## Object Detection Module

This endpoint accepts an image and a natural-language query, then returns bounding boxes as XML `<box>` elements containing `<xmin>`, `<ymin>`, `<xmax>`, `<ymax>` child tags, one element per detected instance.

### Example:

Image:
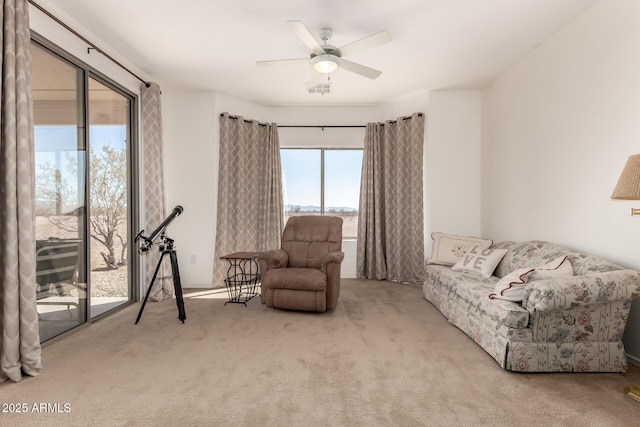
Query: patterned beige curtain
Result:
<box><xmin>0</xmin><ymin>0</ymin><xmax>43</xmax><ymax>383</ymax></box>
<box><xmin>213</xmin><ymin>113</ymin><xmax>283</xmax><ymax>286</ymax></box>
<box><xmin>140</xmin><ymin>83</ymin><xmax>171</xmax><ymax>301</ymax></box>
<box><xmin>357</xmin><ymin>112</ymin><xmax>425</xmax><ymax>285</ymax></box>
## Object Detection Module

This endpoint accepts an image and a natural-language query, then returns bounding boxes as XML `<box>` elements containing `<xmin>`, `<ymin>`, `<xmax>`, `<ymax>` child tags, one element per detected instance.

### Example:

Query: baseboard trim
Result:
<box><xmin>627</xmin><ymin>353</ymin><xmax>640</xmax><ymax>369</ymax></box>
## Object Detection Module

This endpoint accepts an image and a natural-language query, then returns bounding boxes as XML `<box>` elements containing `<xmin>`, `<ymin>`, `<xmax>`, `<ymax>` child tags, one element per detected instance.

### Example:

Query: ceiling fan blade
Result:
<box><xmin>305</xmin><ymin>71</ymin><xmax>323</xmax><ymax>90</ymax></box>
<box><xmin>339</xmin><ymin>59</ymin><xmax>382</xmax><ymax>79</ymax></box>
<box><xmin>256</xmin><ymin>58</ymin><xmax>310</xmax><ymax>66</ymax></box>
<box><xmin>332</xmin><ymin>31</ymin><xmax>391</xmax><ymax>57</ymax></box>
<box><xmin>287</xmin><ymin>20</ymin><xmax>325</xmax><ymax>56</ymax></box>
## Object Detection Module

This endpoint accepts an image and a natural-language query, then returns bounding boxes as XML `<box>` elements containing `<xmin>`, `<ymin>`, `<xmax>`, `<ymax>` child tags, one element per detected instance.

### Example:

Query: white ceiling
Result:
<box><xmin>43</xmin><ymin>0</ymin><xmax>598</xmax><ymax>106</ymax></box>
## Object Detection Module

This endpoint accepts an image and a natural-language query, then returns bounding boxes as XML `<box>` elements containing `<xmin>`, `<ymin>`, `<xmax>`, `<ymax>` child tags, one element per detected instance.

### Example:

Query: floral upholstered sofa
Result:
<box><xmin>423</xmin><ymin>236</ymin><xmax>640</xmax><ymax>372</ymax></box>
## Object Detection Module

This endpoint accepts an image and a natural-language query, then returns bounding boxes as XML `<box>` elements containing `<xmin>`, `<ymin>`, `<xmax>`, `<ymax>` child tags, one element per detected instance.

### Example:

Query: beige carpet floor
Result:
<box><xmin>2</xmin><ymin>278</ymin><xmax>640</xmax><ymax>426</ymax></box>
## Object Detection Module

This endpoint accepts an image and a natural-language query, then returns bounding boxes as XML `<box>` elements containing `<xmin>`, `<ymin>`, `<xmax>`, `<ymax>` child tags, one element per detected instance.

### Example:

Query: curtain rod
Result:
<box><xmin>29</xmin><ymin>0</ymin><xmax>150</xmax><ymax>87</ymax></box>
<box><xmin>221</xmin><ymin>114</ymin><xmax>362</xmax><ymax>128</ymax></box>
<box><xmin>221</xmin><ymin>113</ymin><xmax>422</xmax><ymax>128</ymax></box>
<box><xmin>279</xmin><ymin>125</ymin><xmax>365</xmax><ymax>129</ymax></box>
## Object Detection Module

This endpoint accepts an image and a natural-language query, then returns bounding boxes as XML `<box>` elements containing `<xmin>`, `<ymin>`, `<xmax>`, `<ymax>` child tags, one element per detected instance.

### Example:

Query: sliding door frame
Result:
<box><xmin>32</xmin><ymin>32</ymin><xmax>140</xmax><ymax>335</ymax></box>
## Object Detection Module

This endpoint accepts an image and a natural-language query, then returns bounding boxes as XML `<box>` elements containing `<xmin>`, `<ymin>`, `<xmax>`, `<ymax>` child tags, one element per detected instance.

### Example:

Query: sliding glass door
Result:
<box><xmin>32</xmin><ymin>42</ymin><xmax>88</xmax><ymax>341</ymax></box>
<box><xmin>88</xmin><ymin>77</ymin><xmax>132</xmax><ymax>318</ymax></box>
<box><xmin>31</xmin><ymin>39</ymin><xmax>136</xmax><ymax>342</ymax></box>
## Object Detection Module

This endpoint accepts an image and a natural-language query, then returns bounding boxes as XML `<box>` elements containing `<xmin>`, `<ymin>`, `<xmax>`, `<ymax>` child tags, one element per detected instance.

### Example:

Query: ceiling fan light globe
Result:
<box><xmin>312</xmin><ymin>54</ymin><xmax>339</xmax><ymax>74</ymax></box>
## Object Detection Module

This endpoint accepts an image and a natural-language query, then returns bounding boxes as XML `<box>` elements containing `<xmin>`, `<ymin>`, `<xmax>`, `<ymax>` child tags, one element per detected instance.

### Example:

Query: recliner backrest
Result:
<box><xmin>281</xmin><ymin>216</ymin><xmax>342</xmax><ymax>269</ymax></box>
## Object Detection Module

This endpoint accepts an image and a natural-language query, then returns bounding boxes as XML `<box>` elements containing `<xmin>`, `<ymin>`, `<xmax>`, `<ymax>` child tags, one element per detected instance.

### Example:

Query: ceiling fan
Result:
<box><xmin>257</xmin><ymin>20</ymin><xmax>391</xmax><ymax>90</ymax></box>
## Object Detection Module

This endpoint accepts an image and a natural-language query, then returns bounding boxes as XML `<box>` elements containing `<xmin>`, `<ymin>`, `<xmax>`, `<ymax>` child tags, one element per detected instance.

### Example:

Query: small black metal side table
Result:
<box><xmin>220</xmin><ymin>252</ymin><xmax>260</xmax><ymax>306</ymax></box>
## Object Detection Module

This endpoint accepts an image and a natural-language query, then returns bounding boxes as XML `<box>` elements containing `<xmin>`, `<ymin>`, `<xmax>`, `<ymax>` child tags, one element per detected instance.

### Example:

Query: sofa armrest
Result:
<box><xmin>522</xmin><ymin>269</ymin><xmax>640</xmax><ymax>312</ymax></box>
<box><xmin>321</xmin><ymin>251</ymin><xmax>344</xmax><ymax>273</ymax></box>
<box><xmin>257</xmin><ymin>249</ymin><xmax>288</xmax><ymax>273</ymax></box>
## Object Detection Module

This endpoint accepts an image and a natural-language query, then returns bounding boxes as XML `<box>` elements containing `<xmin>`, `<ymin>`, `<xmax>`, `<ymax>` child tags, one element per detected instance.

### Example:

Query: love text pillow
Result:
<box><xmin>452</xmin><ymin>245</ymin><xmax>508</xmax><ymax>278</ymax></box>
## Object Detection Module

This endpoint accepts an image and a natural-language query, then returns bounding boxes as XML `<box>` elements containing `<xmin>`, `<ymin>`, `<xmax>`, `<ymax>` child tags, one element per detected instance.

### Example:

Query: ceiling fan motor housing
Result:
<box><xmin>310</xmin><ymin>45</ymin><xmax>339</xmax><ymax>58</ymax></box>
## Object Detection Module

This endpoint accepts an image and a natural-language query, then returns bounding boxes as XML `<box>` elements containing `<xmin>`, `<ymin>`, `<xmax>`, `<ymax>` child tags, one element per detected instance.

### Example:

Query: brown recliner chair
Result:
<box><xmin>257</xmin><ymin>216</ymin><xmax>344</xmax><ymax>312</ymax></box>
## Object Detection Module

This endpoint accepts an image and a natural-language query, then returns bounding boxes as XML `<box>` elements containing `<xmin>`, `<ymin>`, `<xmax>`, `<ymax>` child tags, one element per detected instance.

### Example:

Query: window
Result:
<box><xmin>281</xmin><ymin>149</ymin><xmax>363</xmax><ymax>239</ymax></box>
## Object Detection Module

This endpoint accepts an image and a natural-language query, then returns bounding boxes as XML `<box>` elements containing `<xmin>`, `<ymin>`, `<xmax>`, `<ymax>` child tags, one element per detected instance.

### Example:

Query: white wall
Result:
<box><xmin>426</xmin><ymin>92</ymin><xmax>483</xmax><ymax>246</ymax></box>
<box><xmin>160</xmin><ymin>89</ymin><xmax>219</xmax><ymax>288</ymax></box>
<box><xmin>482</xmin><ymin>0</ymin><xmax>640</xmax><ymax>362</ymax></box>
<box><xmin>379</xmin><ymin>90</ymin><xmax>429</xmax><ymax>120</ymax></box>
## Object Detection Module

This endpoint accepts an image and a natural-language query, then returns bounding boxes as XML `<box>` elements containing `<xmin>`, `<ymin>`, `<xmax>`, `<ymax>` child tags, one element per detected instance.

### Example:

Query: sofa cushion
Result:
<box><xmin>427</xmin><ymin>267</ymin><xmax>529</xmax><ymax>328</ymax></box>
<box><xmin>452</xmin><ymin>245</ymin><xmax>507</xmax><ymax>278</ymax></box>
<box><xmin>453</xmin><ymin>282</ymin><xmax>530</xmax><ymax>329</ymax></box>
<box><xmin>426</xmin><ymin>232</ymin><xmax>493</xmax><ymax>266</ymax></box>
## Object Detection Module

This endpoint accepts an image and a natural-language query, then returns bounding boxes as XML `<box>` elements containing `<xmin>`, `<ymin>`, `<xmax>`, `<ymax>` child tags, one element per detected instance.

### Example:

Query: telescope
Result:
<box><xmin>137</xmin><ymin>205</ymin><xmax>183</xmax><ymax>251</ymax></box>
<box><xmin>135</xmin><ymin>205</ymin><xmax>186</xmax><ymax>324</ymax></box>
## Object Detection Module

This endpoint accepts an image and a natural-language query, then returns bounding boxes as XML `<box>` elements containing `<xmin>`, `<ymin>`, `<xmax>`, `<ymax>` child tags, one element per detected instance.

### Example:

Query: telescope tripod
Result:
<box><xmin>135</xmin><ymin>235</ymin><xmax>186</xmax><ymax>324</ymax></box>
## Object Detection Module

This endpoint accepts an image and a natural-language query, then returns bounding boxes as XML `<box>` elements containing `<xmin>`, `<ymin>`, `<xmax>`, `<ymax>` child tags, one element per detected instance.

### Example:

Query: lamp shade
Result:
<box><xmin>612</xmin><ymin>154</ymin><xmax>640</xmax><ymax>200</ymax></box>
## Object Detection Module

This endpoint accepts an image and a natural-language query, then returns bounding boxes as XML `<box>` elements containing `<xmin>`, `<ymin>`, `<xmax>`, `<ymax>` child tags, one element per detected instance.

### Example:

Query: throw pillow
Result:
<box><xmin>530</xmin><ymin>256</ymin><xmax>573</xmax><ymax>280</ymax></box>
<box><xmin>426</xmin><ymin>232</ymin><xmax>493</xmax><ymax>266</ymax></box>
<box><xmin>489</xmin><ymin>268</ymin><xmax>536</xmax><ymax>302</ymax></box>
<box><xmin>452</xmin><ymin>245</ymin><xmax>508</xmax><ymax>278</ymax></box>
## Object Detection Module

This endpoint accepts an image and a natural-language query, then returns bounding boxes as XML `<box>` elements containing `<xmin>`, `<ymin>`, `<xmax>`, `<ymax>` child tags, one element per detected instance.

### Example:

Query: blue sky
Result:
<box><xmin>281</xmin><ymin>149</ymin><xmax>363</xmax><ymax>209</ymax></box>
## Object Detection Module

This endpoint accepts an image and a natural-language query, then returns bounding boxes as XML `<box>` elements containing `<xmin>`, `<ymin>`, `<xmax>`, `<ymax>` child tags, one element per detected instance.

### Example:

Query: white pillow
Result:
<box><xmin>426</xmin><ymin>232</ymin><xmax>493</xmax><ymax>266</ymax></box>
<box><xmin>530</xmin><ymin>256</ymin><xmax>573</xmax><ymax>280</ymax></box>
<box><xmin>489</xmin><ymin>268</ymin><xmax>536</xmax><ymax>302</ymax></box>
<box><xmin>452</xmin><ymin>245</ymin><xmax>508</xmax><ymax>278</ymax></box>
